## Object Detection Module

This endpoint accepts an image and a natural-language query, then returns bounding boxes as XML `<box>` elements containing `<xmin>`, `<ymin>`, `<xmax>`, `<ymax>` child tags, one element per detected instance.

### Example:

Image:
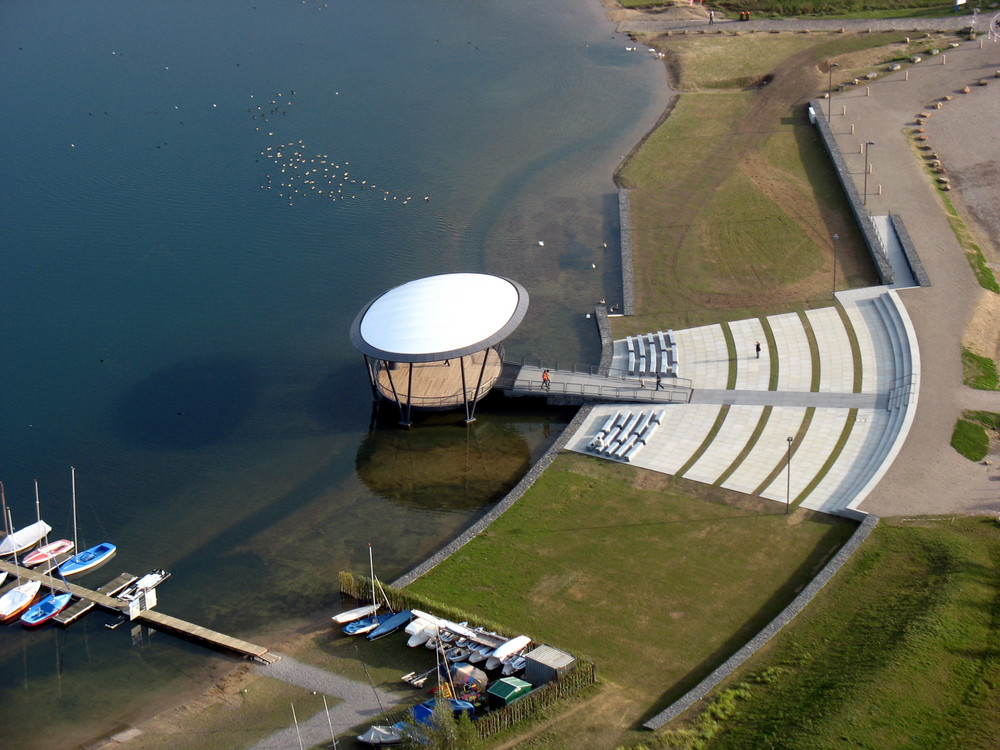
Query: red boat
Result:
<box><xmin>22</xmin><ymin>539</ymin><xmax>75</xmax><ymax>567</ymax></box>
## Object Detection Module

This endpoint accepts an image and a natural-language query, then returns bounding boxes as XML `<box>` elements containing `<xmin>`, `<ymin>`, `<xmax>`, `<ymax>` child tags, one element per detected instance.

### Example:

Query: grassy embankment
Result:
<box><xmin>640</xmin><ymin>517</ymin><xmax>1000</xmax><ymax>750</ymax></box>
<box><xmin>612</xmin><ymin>30</ymin><xmax>902</xmax><ymax>336</ymax></box>
<box><xmin>406</xmin><ymin>455</ymin><xmax>856</xmax><ymax>749</ymax></box>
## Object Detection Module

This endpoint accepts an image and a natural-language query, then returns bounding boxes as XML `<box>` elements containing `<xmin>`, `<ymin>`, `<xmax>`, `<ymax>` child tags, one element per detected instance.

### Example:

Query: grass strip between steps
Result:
<box><xmin>751</xmin><ymin>407</ymin><xmax>814</xmax><ymax>499</ymax></box>
<box><xmin>722</xmin><ymin>321</ymin><xmax>738</xmax><ymax>390</ymax></box>
<box><xmin>713</xmin><ymin>405</ymin><xmax>773</xmax><ymax>488</ymax></box>
<box><xmin>794</xmin><ymin>407</ymin><xmax>859</xmax><ymax>505</ymax></box>
<box><xmin>798</xmin><ymin>310</ymin><xmax>822</xmax><ymax>392</ymax></box>
<box><xmin>834</xmin><ymin>300</ymin><xmax>864</xmax><ymax>393</ymax></box>
<box><xmin>760</xmin><ymin>316</ymin><xmax>779</xmax><ymax>391</ymax></box>
<box><xmin>675</xmin><ymin>404</ymin><xmax>730</xmax><ymax>479</ymax></box>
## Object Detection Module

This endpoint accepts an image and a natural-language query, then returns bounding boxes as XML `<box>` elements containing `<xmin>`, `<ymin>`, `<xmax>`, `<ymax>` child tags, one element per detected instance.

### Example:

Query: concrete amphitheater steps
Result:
<box><xmin>572</xmin><ymin>290</ymin><xmax>918</xmax><ymax>517</ymax></box>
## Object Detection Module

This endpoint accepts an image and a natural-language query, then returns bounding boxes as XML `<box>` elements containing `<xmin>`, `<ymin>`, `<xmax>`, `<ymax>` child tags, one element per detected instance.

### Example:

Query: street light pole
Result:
<box><xmin>863</xmin><ymin>140</ymin><xmax>875</xmax><ymax>205</ymax></box>
<box><xmin>786</xmin><ymin>436</ymin><xmax>793</xmax><ymax>515</ymax></box>
<box><xmin>832</xmin><ymin>232</ymin><xmax>839</xmax><ymax>298</ymax></box>
<box><xmin>828</xmin><ymin>62</ymin><xmax>839</xmax><ymax>122</ymax></box>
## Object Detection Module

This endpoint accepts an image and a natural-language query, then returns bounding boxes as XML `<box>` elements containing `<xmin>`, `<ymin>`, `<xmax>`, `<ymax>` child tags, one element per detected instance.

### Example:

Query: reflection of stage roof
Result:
<box><xmin>350</xmin><ymin>273</ymin><xmax>529</xmax><ymax>363</ymax></box>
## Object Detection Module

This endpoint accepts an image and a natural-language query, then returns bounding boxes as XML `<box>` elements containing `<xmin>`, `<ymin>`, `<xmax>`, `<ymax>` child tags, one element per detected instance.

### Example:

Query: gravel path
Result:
<box><xmin>245</xmin><ymin>654</ymin><xmax>403</xmax><ymax>750</ymax></box>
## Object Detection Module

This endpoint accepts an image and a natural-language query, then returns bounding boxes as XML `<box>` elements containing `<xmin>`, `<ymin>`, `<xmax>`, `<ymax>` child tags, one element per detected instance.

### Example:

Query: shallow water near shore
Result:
<box><xmin>0</xmin><ymin>0</ymin><xmax>667</xmax><ymax>745</ymax></box>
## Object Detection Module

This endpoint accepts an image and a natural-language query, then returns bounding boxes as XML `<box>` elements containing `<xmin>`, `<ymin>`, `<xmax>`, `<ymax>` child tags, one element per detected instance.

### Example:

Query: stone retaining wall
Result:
<box><xmin>890</xmin><ymin>213</ymin><xmax>931</xmax><ymax>286</ymax></box>
<box><xmin>810</xmin><ymin>99</ymin><xmax>894</xmax><ymax>285</ymax></box>
<box><xmin>619</xmin><ymin>188</ymin><xmax>636</xmax><ymax>315</ymax></box>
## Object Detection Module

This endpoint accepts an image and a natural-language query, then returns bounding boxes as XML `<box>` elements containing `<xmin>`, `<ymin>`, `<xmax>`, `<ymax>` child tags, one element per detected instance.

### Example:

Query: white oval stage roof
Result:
<box><xmin>350</xmin><ymin>273</ymin><xmax>529</xmax><ymax>362</ymax></box>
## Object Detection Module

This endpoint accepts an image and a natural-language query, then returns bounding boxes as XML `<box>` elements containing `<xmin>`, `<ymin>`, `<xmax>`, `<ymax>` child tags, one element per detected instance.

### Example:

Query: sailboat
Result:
<box><xmin>57</xmin><ymin>468</ymin><xmax>116</xmax><ymax>578</ymax></box>
<box><xmin>20</xmin><ymin>591</ymin><xmax>73</xmax><ymax>627</ymax></box>
<box><xmin>0</xmin><ymin>482</ymin><xmax>52</xmax><ymax>557</ymax></box>
<box><xmin>0</xmin><ymin>511</ymin><xmax>43</xmax><ymax>623</ymax></box>
<box><xmin>21</xmin><ymin>480</ymin><xmax>73</xmax><ymax>566</ymax></box>
<box><xmin>342</xmin><ymin>545</ymin><xmax>394</xmax><ymax>636</ymax></box>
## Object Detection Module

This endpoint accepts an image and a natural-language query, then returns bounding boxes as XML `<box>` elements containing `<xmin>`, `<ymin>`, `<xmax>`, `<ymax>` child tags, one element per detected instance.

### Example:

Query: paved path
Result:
<box><xmin>244</xmin><ymin>654</ymin><xmax>403</xmax><ymax>750</ymax></box>
<box><xmin>617</xmin><ymin>11</ymin><xmax>980</xmax><ymax>36</ymax></box>
<box><xmin>825</xmin><ymin>39</ymin><xmax>1000</xmax><ymax>515</ymax></box>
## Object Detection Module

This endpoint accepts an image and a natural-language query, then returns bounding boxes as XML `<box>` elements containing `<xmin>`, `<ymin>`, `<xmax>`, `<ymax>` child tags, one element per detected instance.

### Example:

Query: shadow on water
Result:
<box><xmin>115</xmin><ymin>356</ymin><xmax>257</xmax><ymax>449</ymax></box>
<box><xmin>355</xmin><ymin>416</ymin><xmax>532</xmax><ymax>513</ymax></box>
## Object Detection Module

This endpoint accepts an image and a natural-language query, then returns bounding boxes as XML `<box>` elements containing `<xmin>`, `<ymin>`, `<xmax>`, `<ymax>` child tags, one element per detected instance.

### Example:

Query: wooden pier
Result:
<box><xmin>0</xmin><ymin>559</ymin><xmax>278</xmax><ymax>664</ymax></box>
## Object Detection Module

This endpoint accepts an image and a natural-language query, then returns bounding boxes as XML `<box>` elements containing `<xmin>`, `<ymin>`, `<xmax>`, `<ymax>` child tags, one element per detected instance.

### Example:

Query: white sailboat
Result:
<box><xmin>0</xmin><ymin>482</ymin><xmax>52</xmax><ymax>557</ymax></box>
<box><xmin>0</xmin><ymin>510</ymin><xmax>42</xmax><ymax>623</ymax></box>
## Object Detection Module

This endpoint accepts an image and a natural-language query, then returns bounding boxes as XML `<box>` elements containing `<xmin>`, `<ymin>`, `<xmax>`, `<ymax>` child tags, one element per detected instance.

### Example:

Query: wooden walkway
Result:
<box><xmin>0</xmin><ymin>559</ymin><xmax>278</xmax><ymax>664</ymax></box>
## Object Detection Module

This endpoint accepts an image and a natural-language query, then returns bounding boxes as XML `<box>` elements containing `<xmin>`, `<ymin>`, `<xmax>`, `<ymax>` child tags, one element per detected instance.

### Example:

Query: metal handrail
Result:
<box><xmin>510</xmin><ymin>357</ymin><xmax>694</xmax><ymax>391</ymax></box>
<box><xmin>525</xmin><ymin>378</ymin><xmax>690</xmax><ymax>404</ymax></box>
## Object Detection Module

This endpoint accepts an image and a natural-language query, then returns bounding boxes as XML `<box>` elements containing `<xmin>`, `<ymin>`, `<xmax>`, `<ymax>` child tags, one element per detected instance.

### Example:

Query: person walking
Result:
<box><xmin>709</xmin><ymin>9</ymin><xmax>715</xmax><ymax>24</ymax></box>
<box><xmin>655</xmin><ymin>373</ymin><xmax>664</xmax><ymax>390</ymax></box>
<box><xmin>755</xmin><ymin>341</ymin><xmax>761</xmax><ymax>359</ymax></box>
<box><xmin>542</xmin><ymin>369</ymin><xmax>551</xmax><ymax>389</ymax></box>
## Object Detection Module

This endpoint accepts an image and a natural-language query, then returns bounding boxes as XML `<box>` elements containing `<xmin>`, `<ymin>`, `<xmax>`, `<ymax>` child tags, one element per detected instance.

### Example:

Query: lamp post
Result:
<box><xmin>786</xmin><ymin>436</ymin><xmax>793</xmax><ymax>515</ymax></box>
<box><xmin>863</xmin><ymin>140</ymin><xmax>875</xmax><ymax>205</ymax></box>
<box><xmin>832</xmin><ymin>232</ymin><xmax>839</xmax><ymax>298</ymax></box>
<box><xmin>828</xmin><ymin>61</ymin><xmax>839</xmax><ymax>121</ymax></box>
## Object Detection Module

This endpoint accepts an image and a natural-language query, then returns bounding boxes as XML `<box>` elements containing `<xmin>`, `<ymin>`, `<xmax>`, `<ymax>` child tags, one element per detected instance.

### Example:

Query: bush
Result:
<box><xmin>951</xmin><ymin>419</ymin><xmax>990</xmax><ymax>462</ymax></box>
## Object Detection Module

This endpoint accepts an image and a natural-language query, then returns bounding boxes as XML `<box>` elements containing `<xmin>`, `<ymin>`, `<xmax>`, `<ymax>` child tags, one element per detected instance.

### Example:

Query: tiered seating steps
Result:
<box><xmin>626</xmin><ymin>330</ymin><xmax>678</xmax><ymax>378</ymax></box>
<box><xmin>585</xmin><ymin>408</ymin><xmax>666</xmax><ymax>463</ymax></box>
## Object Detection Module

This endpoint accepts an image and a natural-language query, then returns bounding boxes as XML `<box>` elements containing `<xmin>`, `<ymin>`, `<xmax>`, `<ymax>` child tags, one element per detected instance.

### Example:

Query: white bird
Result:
<box><xmin>591</xmin><ymin>263</ymin><xmax>597</xmax><ymax>269</ymax></box>
<box><xmin>538</xmin><ymin>241</ymin><xmax>545</xmax><ymax>247</ymax></box>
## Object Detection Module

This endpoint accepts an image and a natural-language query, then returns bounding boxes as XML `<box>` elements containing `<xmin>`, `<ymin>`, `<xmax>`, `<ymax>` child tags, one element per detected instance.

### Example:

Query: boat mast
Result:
<box><xmin>368</xmin><ymin>543</ymin><xmax>376</xmax><ymax>609</ymax></box>
<box><xmin>35</xmin><ymin>479</ymin><xmax>48</xmax><ymax>545</ymax></box>
<box><xmin>0</xmin><ymin>481</ymin><xmax>9</xmax><ymax>538</ymax></box>
<box><xmin>71</xmin><ymin>467</ymin><xmax>78</xmax><ymax>552</ymax></box>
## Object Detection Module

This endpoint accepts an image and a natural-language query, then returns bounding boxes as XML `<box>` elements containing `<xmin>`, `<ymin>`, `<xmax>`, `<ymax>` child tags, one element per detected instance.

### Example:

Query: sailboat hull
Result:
<box><xmin>58</xmin><ymin>542</ymin><xmax>117</xmax><ymax>577</ymax></box>
<box><xmin>21</xmin><ymin>592</ymin><xmax>73</xmax><ymax>627</ymax></box>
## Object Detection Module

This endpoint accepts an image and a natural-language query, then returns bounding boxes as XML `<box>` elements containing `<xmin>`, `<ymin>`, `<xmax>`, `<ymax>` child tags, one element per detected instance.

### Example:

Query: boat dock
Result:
<box><xmin>0</xmin><ymin>559</ymin><xmax>278</xmax><ymax>664</ymax></box>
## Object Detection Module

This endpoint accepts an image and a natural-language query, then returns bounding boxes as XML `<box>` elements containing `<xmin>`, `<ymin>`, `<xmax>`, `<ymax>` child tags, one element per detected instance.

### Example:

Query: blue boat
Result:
<box><xmin>344</xmin><ymin>612</ymin><xmax>393</xmax><ymax>636</ymax></box>
<box><xmin>58</xmin><ymin>542</ymin><xmax>116</xmax><ymax>577</ymax></box>
<box><xmin>367</xmin><ymin>609</ymin><xmax>413</xmax><ymax>641</ymax></box>
<box><xmin>410</xmin><ymin>698</ymin><xmax>475</xmax><ymax>727</ymax></box>
<box><xmin>20</xmin><ymin>592</ymin><xmax>73</xmax><ymax>627</ymax></box>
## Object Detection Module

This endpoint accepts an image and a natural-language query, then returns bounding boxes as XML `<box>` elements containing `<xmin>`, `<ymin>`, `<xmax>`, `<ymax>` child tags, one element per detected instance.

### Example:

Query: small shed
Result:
<box><xmin>524</xmin><ymin>645</ymin><xmax>576</xmax><ymax>687</ymax></box>
<box><xmin>486</xmin><ymin>677</ymin><xmax>532</xmax><ymax>709</ymax></box>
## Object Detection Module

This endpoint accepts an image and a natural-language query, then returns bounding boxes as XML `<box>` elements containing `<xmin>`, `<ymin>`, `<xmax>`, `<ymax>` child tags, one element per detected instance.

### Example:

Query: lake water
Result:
<box><xmin>0</xmin><ymin>0</ymin><xmax>667</xmax><ymax>746</ymax></box>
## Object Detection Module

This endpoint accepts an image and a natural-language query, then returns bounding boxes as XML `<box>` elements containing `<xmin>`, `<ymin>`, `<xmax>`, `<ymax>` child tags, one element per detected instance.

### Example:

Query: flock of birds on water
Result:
<box><xmin>250</xmin><ymin>89</ymin><xmax>420</xmax><ymax>208</ymax></box>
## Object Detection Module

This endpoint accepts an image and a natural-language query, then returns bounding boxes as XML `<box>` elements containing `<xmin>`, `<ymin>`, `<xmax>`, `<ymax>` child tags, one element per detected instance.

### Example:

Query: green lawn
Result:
<box><xmin>646</xmin><ymin>518</ymin><xmax>1000</xmax><ymax>749</ymax></box>
<box><xmin>962</xmin><ymin>347</ymin><xmax>1000</xmax><ymax>390</ymax></box>
<box><xmin>405</xmin><ymin>454</ymin><xmax>856</xmax><ymax>746</ymax></box>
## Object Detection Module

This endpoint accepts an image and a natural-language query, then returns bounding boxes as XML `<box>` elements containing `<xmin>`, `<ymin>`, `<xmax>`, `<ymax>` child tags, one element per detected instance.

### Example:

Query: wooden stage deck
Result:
<box><xmin>376</xmin><ymin>348</ymin><xmax>502</xmax><ymax>408</ymax></box>
<box><xmin>0</xmin><ymin>559</ymin><xmax>277</xmax><ymax>664</ymax></box>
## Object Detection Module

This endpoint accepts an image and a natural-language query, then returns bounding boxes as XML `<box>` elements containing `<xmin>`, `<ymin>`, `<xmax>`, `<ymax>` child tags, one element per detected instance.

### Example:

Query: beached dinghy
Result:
<box><xmin>367</xmin><ymin>609</ymin><xmax>413</xmax><ymax>641</ymax></box>
<box><xmin>357</xmin><ymin>722</ymin><xmax>407</xmax><ymax>747</ymax></box>
<box><xmin>332</xmin><ymin>602</ymin><xmax>381</xmax><ymax>624</ymax></box>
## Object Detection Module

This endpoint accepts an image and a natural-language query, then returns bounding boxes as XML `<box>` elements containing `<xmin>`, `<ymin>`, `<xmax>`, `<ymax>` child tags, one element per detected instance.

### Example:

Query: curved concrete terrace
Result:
<box><xmin>567</xmin><ymin>287</ymin><xmax>920</xmax><ymax>517</ymax></box>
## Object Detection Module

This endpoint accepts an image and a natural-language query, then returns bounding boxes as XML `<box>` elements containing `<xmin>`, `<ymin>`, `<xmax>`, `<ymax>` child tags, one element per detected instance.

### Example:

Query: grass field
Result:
<box><xmin>962</xmin><ymin>347</ymin><xmax>1000</xmax><ymax>390</ymax></box>
<box><xmin>612</xmin><ymin>31</ymin><xmax>902</xmax><ymax>335</ymax></box>
<box><xmin>405</xmin><ymin>454</ymin><xmax>856</xmax><ymax>748</ymax></box>
<box><xmin>619</xmin><ymin>0</ymin><xmax>964</xmax><ymax>17</ymax></box>
<box><xmin>649</xmin><ymin>517</ymin><xmax>1000</xmax><ymax>750</ymax></box>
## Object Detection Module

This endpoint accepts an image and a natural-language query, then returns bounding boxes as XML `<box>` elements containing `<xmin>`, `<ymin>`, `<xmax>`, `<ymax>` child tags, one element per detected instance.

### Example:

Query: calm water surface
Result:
<box><xmin>0</xmin><ymin>0</ymin><xmax>667</xmax><ymax>746</ymax></box>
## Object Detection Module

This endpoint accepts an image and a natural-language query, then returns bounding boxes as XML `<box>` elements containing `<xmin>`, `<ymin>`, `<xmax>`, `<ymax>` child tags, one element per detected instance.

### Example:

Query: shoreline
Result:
<box><xmin>74</xmin><ymin>3</ymin><xmax>667</xmax><ymax>747</ymax></box>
